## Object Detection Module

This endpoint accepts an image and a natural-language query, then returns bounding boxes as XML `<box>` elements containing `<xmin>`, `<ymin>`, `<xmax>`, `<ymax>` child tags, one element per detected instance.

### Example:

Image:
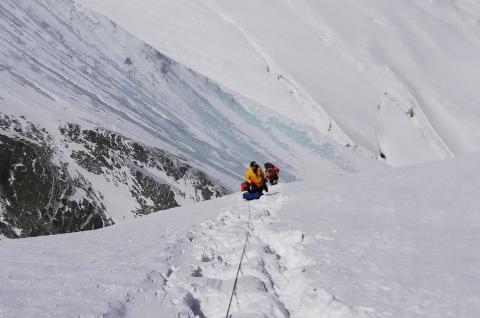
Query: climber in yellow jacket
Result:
<box><xmin>245</xmin><ymin>161</ymin><xmax>264</xmax><ymax>186</ymax></box>
<box><xmin>243</xmin><ymin>161</ymin><xmax>268</xmax><ymax>198</ymax></box>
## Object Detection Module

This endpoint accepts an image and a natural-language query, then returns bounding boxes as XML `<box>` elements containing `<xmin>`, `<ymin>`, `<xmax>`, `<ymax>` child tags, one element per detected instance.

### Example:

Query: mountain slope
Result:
<box><xmin>0</xmin><ymin>0</ymin><xmax>365</xmax><ymax>236</ymax></box>
<box><xmin>0</xmin><ymin>114</ymin><xmax>224</xmax><ymax>238</ymax></box>
<box><xmin>1</xmin><ymin>152</ymin><xmax>479</xmax><ymax>317</ymax></box>
<box><xmin>81</xmin><ymin>0</ymin><xmax>480</xmax><ymax>166</ymax></box>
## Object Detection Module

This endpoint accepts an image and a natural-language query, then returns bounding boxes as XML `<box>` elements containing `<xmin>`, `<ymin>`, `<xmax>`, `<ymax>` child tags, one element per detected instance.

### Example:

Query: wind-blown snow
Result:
<box><xmin>80</xmin><ymin>0</ymin><xmax>480</xmax><ymax>166</ymax></box>
<box><xmin>1</xmin><ymin>152</ymin><xmax>479</xmax><ymax>317</ymax></box>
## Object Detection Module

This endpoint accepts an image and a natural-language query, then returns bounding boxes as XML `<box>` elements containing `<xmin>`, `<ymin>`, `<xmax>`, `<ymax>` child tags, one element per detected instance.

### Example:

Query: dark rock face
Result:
<box><xmin>0</xmin><ymin>115</ymin><xmax>225</xmax><ymax>239</ymax></box>
<box><xmin>0</xmin><ymin>115</ymin><xmax>110</xmax><ymax>238</ymax></box>
<box><xmin>59</xmin><ymin>123</ymin><xmax>225</xmax><ymax>214</ymax></box>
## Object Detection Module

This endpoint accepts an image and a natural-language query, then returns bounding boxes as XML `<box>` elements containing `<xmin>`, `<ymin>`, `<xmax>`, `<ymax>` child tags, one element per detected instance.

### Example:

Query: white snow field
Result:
<box><xmin>80</xmin><ymin>0</ymin><xmax>480</xmax><ymax>166</ymax></box>
<box><xmin>1</xmin><ymin>153</ymin><xmax>479</xmax><ymax>318</ymax></box>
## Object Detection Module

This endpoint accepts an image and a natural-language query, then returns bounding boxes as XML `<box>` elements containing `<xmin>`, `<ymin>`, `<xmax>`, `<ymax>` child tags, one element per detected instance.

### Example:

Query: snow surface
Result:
<box><xmin>80</xmin><ymin>0</ymin><xmax>480</xmax><ymax>166</ymax></box>
<box><xmin>1</xmin><ymin>153</ymin><xmax>479</xmax><ymax>317</ymax></box>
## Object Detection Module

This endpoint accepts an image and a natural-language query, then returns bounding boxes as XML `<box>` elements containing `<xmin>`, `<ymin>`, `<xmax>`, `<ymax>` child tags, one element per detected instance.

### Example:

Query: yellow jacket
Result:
<box><xmin>244</xmin><ymin>166</ymin><xmax>265</xmax><ymax>186</ymax></box>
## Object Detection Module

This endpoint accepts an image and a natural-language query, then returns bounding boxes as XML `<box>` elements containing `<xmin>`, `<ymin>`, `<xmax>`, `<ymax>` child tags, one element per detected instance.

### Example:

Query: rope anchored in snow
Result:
<box><xmin>225</xmin><ymin>201</ymin><xmax>252</xmax><ymax>318</ymax></box>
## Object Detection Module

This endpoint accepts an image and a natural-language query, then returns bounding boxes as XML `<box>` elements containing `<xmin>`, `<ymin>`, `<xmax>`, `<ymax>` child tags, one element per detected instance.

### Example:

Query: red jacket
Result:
<box><xmin>264</xmin><ymin>163</ymin><xmax>279</xmax><ymax>178</ymax></box>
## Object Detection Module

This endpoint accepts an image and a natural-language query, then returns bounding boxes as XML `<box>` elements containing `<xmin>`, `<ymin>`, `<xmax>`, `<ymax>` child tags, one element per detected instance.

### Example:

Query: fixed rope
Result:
<box><xmin>225</xmin><ymin>201</ymin><xmax>252</xmax><ymax>318</ymax></box>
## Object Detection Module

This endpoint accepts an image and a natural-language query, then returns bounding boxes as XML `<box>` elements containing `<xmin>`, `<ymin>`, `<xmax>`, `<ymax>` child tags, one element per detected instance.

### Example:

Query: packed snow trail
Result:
<box><xmin>101</xmin><ymin>191</ymin><xmax>368</xmax><ymax>318</ymax></box>
<box><xmin>2</xmin><ymin>154</ymin><xmax>479</xmax><ymax>317</ymax></box>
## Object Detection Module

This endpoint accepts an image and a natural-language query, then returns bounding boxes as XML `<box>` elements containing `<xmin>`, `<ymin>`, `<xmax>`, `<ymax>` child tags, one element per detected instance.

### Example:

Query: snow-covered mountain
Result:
<box><xmin>81</xmin><ymin>0</ymin><xmax>480</xmax><ymax>166</ymax></box>
<box><xmin>0</xmin><ymin>0</ymin><xmax>364</xmax><ymax>237</ymax></box>
<box><xmin>1</xmin><ymin>0</ymin><xmax>480</xmax><ymax>317</ymax></box>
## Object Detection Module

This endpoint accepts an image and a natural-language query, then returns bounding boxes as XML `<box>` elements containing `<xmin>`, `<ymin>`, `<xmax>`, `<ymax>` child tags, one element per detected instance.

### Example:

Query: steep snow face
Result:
<box><xmin>0</xmin><ymin>0</ymin><xmax>368</xmax><ymax>229</ymax></box>
<box><xmin>1</xmin><ymin>152</ymin><xmax>479</xmax><ymax>317</ymax></box>
<box><xmin>0</xmin><ymin>0</ymin><xmax>364</xmax><ymax>187</ymax></box>
<box><xmin>81</xmin><ymin>0</ymin><xmax>480</xmax><ymax>166</ymax></box>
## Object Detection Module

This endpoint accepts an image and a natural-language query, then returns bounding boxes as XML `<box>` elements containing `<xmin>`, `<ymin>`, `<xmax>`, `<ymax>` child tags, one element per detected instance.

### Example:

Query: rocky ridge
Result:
<box><xmin>0</xmin><ymin>114</ymin><xmax>225</xmax><ymax>239</ymax></box>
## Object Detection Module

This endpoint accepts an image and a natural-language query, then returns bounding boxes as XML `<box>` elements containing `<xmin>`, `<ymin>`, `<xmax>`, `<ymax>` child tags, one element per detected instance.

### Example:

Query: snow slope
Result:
<box><xmin>1</xmin><ymin>1</ymin><xmax>479</xmax><ymax>316</ymax></box>
<box><xmin>80</xmin><ymin>0</ymin><xmax>480</xmax><ymax>166</ymax></box>
<box><xmin>1</xmin><ymin>152</ymin><xmax>479</xmax><ymax>317</ymax></box>
<box><xmin>0</xmin><ymin>0</ymin><xmax>367</xmax><ymax>226</ymax></box>
<box><xmin>0</xmin><ymin>0</ymin><xmax>365</xmax><ymax>185</ymax></box>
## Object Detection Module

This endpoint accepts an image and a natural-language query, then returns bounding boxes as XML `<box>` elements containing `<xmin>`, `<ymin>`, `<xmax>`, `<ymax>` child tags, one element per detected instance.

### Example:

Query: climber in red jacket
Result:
<box><xmin>264</xmin><ymin>162</ymin><xmax>280</xmax><ymax>185</ymax></box>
